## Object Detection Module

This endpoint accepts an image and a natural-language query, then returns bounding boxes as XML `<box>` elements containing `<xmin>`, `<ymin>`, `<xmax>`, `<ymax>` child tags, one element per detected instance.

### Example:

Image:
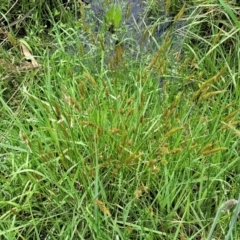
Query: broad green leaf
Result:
<box><xmin>219</xmin><ymin>0</ymin><xmax>240</xmax><ymax>28</ymax></box>
<box><xmin>106</xmin><ymin>5</ymin><xmax>122</xmax><ymax>28</ymax></box>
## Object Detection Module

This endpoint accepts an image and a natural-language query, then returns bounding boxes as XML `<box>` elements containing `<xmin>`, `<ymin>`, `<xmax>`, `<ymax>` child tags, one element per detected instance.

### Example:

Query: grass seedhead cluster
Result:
<box><xmin>1</xmin><ymin>0</ymin><xmax>240</xmax><ymax>239</ymax></box>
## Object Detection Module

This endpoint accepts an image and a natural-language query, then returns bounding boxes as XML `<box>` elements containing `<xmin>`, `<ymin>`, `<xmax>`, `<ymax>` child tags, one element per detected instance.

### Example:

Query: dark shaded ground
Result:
<box><xmin>85</xmin><ymin>0</ymin><xmax>187</xmax><ymax>48</ymax></box>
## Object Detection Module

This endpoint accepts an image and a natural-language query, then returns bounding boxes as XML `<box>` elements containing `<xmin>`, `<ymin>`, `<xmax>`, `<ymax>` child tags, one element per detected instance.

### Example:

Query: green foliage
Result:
<box><xmin>219</xmin><ymin>0</ymin><xmax>240</xmax><ymax>28</ymax></box>
<box><xmin>105</xmin><ymin>5</ymin><xmax>122</xmax><ymax>28</ymax></box>
<box><xmin>1</xmin><ymin>0</ymin><xmax>240</xmax><ymax>239</ymax></box>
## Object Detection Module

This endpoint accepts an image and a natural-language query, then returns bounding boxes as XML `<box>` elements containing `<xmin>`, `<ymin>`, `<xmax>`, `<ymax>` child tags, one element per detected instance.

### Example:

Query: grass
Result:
<box><xmin>0</xmin><ymin>0</ymin><xmax>240</xmax><ymax>239</ymax></box>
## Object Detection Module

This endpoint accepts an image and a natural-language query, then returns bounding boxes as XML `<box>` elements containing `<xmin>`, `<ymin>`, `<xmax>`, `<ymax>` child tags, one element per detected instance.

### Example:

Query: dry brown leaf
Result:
<box><xmin>20</xmin><ymin>41</ymin><xmax>39</xmax><ymax>68</ymax></box>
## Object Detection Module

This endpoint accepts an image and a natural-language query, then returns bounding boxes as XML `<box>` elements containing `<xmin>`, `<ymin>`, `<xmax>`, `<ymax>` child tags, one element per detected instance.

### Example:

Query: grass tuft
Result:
<box><xmin>1</xmin><ymin>0</ymin><xmax>240</xmax><ymax>239</ymax></box>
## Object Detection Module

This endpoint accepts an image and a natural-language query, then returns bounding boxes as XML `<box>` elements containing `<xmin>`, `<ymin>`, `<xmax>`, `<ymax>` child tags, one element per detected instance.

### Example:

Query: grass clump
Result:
<box><xmin>1</xmin><ymin>0</ymin><xmax>240</xmax><ymax>239</ymax></box>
